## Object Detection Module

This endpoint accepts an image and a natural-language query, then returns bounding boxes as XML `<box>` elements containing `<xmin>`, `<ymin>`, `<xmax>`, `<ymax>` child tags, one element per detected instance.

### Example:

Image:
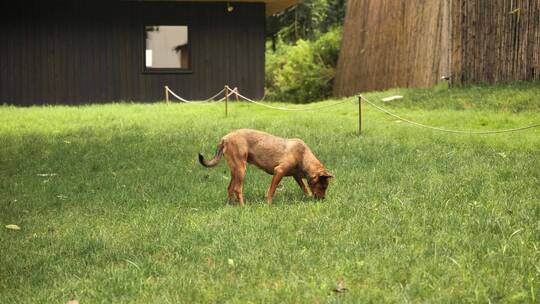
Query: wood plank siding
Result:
<box><xmin>0</xmin><ymin>1</ymin><xmax>266</xmax><ymax>105</ymax></box>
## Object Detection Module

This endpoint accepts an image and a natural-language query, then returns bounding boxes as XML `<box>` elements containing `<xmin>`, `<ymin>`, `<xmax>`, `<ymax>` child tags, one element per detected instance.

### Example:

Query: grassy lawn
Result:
<box><xmin>1</xmin><ymin>83</ymin><xmax>539</xmax><ymax>303</ymax></box>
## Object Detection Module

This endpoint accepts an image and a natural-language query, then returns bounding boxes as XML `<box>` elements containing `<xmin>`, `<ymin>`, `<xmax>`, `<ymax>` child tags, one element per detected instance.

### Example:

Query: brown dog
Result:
<box><xmin>198</xmin><ymin>129</ymin><xmax>333</xmax><ymax>206</ymax></box>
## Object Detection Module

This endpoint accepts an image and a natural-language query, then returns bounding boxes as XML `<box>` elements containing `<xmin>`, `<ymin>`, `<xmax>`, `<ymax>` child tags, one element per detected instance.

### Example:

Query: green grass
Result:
<box><xmin>1</xmin><ymin>83</ymin><xmax>539</xmax><ymax>303</ymax></box>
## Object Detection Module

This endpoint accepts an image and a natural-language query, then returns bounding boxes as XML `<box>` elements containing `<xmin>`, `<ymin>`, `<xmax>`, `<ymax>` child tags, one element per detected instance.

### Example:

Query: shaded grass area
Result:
<box><xmin>0</xmin><ymin>84</ymin><xmax>539</xmax><ymax>303</ymax></box>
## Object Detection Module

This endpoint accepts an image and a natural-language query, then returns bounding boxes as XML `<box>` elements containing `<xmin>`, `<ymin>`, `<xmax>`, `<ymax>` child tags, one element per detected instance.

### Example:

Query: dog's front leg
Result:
<box><xmin>294</xmin><ymin>175</ymin><xmax>311</xmax><ymax>197</ymax></box>
<box><xmin>266</xmin><ymin>168</ymin><xmax>285</xmax><ymax>204</ymax></box>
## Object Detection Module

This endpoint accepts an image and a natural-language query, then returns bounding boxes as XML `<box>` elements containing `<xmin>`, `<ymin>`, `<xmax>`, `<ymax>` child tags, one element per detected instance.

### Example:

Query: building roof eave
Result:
<box><xmin>131</xmin><ymin>0</ymin><xmax>302</xmax><ymax>16</ymax></box>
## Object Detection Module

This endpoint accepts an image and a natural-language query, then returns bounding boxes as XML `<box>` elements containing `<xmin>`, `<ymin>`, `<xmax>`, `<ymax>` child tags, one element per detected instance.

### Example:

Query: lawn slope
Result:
<box><xmin>1</xmin><ymin>83</ymin><xmax>539</xmax><ymax>303</ymax></box>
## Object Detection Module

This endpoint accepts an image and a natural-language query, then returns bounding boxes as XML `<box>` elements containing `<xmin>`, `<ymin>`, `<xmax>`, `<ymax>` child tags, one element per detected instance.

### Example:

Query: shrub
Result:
<box><xmin>265</xmin><ymin>27</ymin><xmax>342</xmax><ymax>103</ymax></box>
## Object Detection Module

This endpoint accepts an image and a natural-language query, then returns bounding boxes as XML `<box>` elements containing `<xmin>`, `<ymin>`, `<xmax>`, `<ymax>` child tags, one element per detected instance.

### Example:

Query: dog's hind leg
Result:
<box><xmin>225</xmin><ymin>155</ymin><xmax>238</xmax><ymax>204</ymax></box>
<box><xmin>225</xmin><ymin>153</ymin><xmax>247</xmax><ymax>206</ymax></box>
<box><xmin>234</xmin><ymin>162</ymin><xmax>246</xmax><ymax>206</ymax></box>
<box><xmin>227</xmin><ymin>179</ymin><xmax>236</xmax><ymax>204</ymax></box>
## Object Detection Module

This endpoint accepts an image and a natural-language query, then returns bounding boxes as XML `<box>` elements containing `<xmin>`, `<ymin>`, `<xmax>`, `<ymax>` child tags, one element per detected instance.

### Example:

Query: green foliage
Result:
<box><xmin>265</xmin><ymin>0</ymin><xmax>346</xmax><ymax>102</ymax></box>
<box><xmin>267</xmin><ymin>0</ymin><xmax>346</xmax><ymax>42</ymax></box>
<box><xmin>1</xmin><ymin>84</ymin><xmax>539</xmax><ymax>302</ymax></box>
<box><xmin>266</xmin><ymin>27</ymin><xmax>342</xmax><ymax>102</ymax></box>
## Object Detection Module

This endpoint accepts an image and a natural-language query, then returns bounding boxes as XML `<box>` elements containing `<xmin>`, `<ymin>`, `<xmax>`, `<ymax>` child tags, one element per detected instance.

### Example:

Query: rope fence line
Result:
<box><xmin>165</xmin><ymin>84</ymin><xmax>351</xmax><ymax>111</ymax></box>
<box><xmin>165</xmin><ymin>86</ymin><xmax>230</xmax><ymax>103</ymax></box>
<box><xmin>232</xmin><ymin>88</ymin><xmax>352</xmax><ymax>111</ymax></box>
<box><xmin>359</xmin><ymin>95</ymin><xmax>540</xmax><ymax>135</ymax></box>
<box><xmin>163</xmin><ymin>85</ymin><xmax>539</xmax><ymax>135</ymax></box>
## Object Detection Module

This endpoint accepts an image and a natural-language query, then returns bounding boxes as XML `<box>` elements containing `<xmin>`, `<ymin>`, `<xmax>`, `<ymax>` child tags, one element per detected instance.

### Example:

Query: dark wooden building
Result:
<box><xmin>0</xmin><ymin>0</ymin><xmax>299</xmax><ymax>105</ymax></box>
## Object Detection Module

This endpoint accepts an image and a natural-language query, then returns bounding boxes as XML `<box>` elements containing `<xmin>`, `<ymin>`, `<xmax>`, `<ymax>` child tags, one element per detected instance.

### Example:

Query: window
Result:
<box><xmin>144</xmin><ymin>25</ymin><xmax>190</xmax><ymax>71</ymax></box>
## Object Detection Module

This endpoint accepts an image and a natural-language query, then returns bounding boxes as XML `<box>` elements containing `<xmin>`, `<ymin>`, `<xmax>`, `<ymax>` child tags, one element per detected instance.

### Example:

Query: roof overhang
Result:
<box><xmin>134</xmin><ymin>0</ymin><xmax>301</xmax><ymax>16</ymax></box>
<box><xmin>263</xmin><ymin>0</ymin><xmax>301</xmax><ymax>16</ymax></box>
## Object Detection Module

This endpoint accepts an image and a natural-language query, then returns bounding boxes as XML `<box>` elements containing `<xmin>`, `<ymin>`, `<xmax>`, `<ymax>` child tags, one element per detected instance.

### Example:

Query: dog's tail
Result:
<box><xmin>198</xmin><ymin>141</ymin><xmax>224</xmax><ymax>168</ymax></box>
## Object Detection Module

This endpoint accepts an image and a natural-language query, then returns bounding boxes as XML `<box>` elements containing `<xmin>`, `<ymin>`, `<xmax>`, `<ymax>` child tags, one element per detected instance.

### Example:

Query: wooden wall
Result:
<box><xmin>334</xmin><ymin>0</ymin><xmax>540</xmax><ymax>96</ymax></box>
<box><xmin>0</xmin><ymin>1</ymin><xmax>265</xmax><ymax>105</ymax></box>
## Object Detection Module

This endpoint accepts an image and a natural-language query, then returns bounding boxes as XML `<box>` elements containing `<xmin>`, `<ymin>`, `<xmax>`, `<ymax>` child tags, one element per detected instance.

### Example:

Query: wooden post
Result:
<box><xmin>234</xmin><ymin>87</ymin><xmax>239</xmax><ymax>101</ymax></box>
<box><xmin>165</xmin><ymin>86</ymin><xmax>170</xmax><ymax>104</ymax></box>
<box><xmin>224</xmin><ymin>85</ymin><xmax>229</xmax><ymax>117</ymax></box>
<box><xmin>358</xmin><ymin>95</ymin><xmax>363</xmax><ymax>135</ymax></box>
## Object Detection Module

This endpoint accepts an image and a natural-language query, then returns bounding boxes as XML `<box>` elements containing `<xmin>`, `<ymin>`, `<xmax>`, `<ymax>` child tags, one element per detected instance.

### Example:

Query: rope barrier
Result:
<box><xmin>259</xmin><ymin>90</ymin><xmax>267</xmax><ymax>101</ymax></box>
<box><xmin>360</xmin><ymin>95</ymin><xmax>540</xmax><ymax>134</ymax></box>
<box><xmin>166</xmin><ymin>84</ymin><xmax>349</xmax><ymax>111</ymax></box>
<box><xmin>202</xmin><ymin>88</ymin><xmax>227</xmax><ymax>102</ymax></box>
<box><xmin>164</xmin><ymin>85</ymin><xmax>538</xmax><ymax>135</ymax></box>
<box><xmin>232</xmin><ymin>88</ymin><xmax>351</xmax><ymax>111</ymax></box>
<box><xmin>166</xmin><ymin>86</ymin><xmax>191</xmax><ymax>102</ymax></box>
<box><xmin>166</xmin><ymin>86</ymin><xmax>227</xmax><ymax>103</ymax></box>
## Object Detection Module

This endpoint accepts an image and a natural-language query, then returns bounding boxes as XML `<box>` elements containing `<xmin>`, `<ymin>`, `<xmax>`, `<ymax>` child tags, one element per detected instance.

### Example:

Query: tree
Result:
<box><xmin>266</xmin><ymin>0</ymin><xmax>346</xmax><ymax>48</ymax></box>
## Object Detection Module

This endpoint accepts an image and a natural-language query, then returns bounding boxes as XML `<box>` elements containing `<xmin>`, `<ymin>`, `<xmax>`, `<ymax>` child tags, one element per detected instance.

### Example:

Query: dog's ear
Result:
<box><xmin>319</xmin><ymin>170</ymin><xmax>334</xmax><ymax>179</ymax></box>
<box><xmin>310</xmin><ymin>171</ymin><xmax>334</xmax><ymax>184</ymax></box>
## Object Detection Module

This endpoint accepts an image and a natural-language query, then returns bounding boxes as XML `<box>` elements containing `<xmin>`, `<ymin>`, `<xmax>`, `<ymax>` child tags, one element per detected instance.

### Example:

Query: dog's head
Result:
<box><xmin>308</xmin><ymin>170</ymin><xmax>333</xmax><ymax>199</ymax></box>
